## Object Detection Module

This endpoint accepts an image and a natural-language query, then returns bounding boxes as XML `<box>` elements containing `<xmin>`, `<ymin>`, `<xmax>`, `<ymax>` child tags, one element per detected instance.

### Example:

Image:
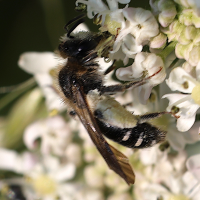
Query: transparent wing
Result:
<box><xmin>72</xmin><ymin>84</ymin><xmax>135</xmax><ymax>184</ymax></box>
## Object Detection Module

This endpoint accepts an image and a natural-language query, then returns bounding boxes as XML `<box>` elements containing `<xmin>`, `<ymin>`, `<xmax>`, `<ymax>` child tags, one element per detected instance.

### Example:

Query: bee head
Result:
<box><xmin>58</xmin><ymin>14</ymin><xmax>114</xmax><ymax>63</ymax></box>
<box><xmin>58</xmin><ymin>33</ymin><xmax>102</xmax><ymax>60</ymax></box>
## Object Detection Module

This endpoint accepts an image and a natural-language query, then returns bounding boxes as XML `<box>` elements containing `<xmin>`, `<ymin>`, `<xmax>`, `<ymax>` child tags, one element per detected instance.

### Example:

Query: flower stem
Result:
<box><xmin>0</xmin><ymin>78</ymin><xmax>36</xmax><ymax>111</ymax></box>
<box><xmin>158</xmin><ymin>41</ymin><xmax>177</xmax><ymax>62</ymax></box>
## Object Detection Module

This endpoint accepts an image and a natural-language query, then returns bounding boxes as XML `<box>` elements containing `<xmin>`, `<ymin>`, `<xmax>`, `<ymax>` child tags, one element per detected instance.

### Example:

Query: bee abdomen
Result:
<box><xmin>95</xmin><ymin>119</ymin><xmax>166</xmax><ymax>148</ymax></box>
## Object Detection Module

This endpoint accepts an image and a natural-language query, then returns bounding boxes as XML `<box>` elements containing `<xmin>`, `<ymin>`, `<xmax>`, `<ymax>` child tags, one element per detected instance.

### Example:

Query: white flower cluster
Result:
<box><xmin>150</xmin><ymin>0</ymin><xmax>200</xmax><ymax>66</ymax></box>
<box><xmin>1</xmin><ymin>0</ymin><xmax>200</xmax><ymax>200</ymax></box>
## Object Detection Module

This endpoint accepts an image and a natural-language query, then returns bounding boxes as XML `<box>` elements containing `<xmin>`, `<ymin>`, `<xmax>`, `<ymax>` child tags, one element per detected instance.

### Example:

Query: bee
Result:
<box><xmin>57</xmin><ymin>14</ymin><xmax>167</xmax><ymax>184</ymax></box>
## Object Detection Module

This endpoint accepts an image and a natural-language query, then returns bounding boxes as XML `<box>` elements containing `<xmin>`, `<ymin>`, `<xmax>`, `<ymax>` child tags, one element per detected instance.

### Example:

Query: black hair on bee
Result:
<box><xmin>57</xmin><ymin>15</ymin><xmax>167</xmax><ymax>185</ymax></box>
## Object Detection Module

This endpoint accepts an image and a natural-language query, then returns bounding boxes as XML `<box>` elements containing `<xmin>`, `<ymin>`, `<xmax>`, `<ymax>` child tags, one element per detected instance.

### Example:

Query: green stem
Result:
<box><xmin>158</xmin><ymin>41</ymin><xmax>177</xmax><ymax>61</ymax></box>
<box><xmin>0</xmin><ymin>78</ymin><xmax>36</xmax><ymax>111</ymax></box>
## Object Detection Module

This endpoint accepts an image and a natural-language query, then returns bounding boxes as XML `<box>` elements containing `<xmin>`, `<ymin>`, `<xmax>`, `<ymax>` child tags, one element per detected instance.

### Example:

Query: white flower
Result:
<box><xmin>186</xmin><ymin>154</ymin><xmax>200</xmax><ymax>181</ymax></box>
<box><xmin>109</xmin><ymin>7</ymin><xmax>159</xmax><ymax>64</ymax></box>
<box><xmin>107</xmin><ymin>192</ymin><xmax>132</xmax><ymax>200</ymax></box>
<box><xmin>18</xmin><ymin>52</ymin><xmax>66</xmax><ymax>112</ymax></box>
<box><xmin>181</xmin><ymin>154</ymin><xmax>200</xmax><ymax>200</ymax></box>
<box><xmin>24</xmin><ymin>115</ymin><xmax>72</xmax><ymax>156</ymax></box>
<box><xmin>76</xmin><ymin>0</ymin><xmax>108</xmax><ymax>19</ymax></box>
<box><xmin>116</xmin><ymin>52</ymin><xmax>166</xmax><ymax>104</ymax></box>
<box><xmin>167</xmin><ymin>121</ymin><xmax>200</xmax><ymax>151</ymax></box>
<box><xmin>174</xmin><ymin>0</ymin><xmax>200</xmax><ymax>17</ymax></box>
<box><xmin>84</xmin><ymin>163</ymin><xmax>105</xmax><ymax>189</ymax></box>
<box><xmin>163</xmin><ymin>64</ymin><xmax>200</xmax><ymax>132</ymax></box>
<box><xmin>135</xmin><ymin>146</ymin><xmax>200</xmax><ymax>200</ymax></box>
<box><xmin>76</xmin><ymin>1</ymin><xmax>159</xmax><ymax>64</ymax></box>
<box><xmin>0</xmin><ymin>148</ymin><xmax>76</xmax><ymax>200</ymax></box>
<box><xmin>76</xmin><ymin>0</ymin><xmax>130</xmax><ymax>20</ymax></box>
<box><xmin>123</xmin><ymin>7</ymin><xmax>159</xmax><ymax>45</ymax></box>
<box><xmin>65</xmin><ymin>143</ymin><xmax>82</xmax><ymax>166</ymax></box>
<box><xmin>150</xmin><ymin>0</ymin><xmax>177</xmax><ymax>27</ymax></box>
<box><xmin>0</xmin><ymin>148</ymin><xmax>37</xmax><ymax>174</ymax></box>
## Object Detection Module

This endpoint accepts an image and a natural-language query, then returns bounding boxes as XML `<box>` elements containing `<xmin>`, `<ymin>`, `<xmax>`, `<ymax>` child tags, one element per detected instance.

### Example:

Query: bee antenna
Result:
<box><xmin>64</xmin><ymin>14</ymin><xmax>86</xmax><ymax>38</ymax></box>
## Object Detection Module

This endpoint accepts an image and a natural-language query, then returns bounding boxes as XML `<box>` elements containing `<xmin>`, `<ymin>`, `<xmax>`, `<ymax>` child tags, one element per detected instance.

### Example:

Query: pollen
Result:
<box><xmin>32</xmin><ymin>175</ymin><xmax>56</xmax><ymax>195</ymax></box>
<box><xmin>101</xmin><ymin>15</ymin><xmax>121</xmax><ymax>35</ymax></box>
<box><xmin>182</xmin><ymin>81</ymin><xmax>189</xmax><ymax>89</ymax></box>
<box><xmin>49</xmin><ymin>109</ymin><xmax>59</xmax><ymax>117</ymax></box>
<box><xmin>167</xmin><ymin>194</ymin><xmax>190</xmax><ymax>200</ymax></box>
<box><xmin>191</xmin><ymin>84</ymin><xmax>200</xmax><ymax>105</ymax></box>
<box><xmin>171</xmin><ymin>106</ymin><xmax>180</xmax><ymax>114</ymax></box>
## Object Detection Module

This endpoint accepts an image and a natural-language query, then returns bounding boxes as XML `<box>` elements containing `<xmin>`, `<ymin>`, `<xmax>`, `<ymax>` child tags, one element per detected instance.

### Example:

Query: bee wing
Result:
<box><xmin>72</xmin><ymin>84</ymin><xmax>135</xmax><ymax>184</ymax></box>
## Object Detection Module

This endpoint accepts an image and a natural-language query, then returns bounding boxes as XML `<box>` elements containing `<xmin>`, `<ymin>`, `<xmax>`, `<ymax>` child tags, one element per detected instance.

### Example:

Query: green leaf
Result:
<box><xmin>2</xmin><ymin>88</ymin><xmax>45</xmax><ymax>150</ymax></box>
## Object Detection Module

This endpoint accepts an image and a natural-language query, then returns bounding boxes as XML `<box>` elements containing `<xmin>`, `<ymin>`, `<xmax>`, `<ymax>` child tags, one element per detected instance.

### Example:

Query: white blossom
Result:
<box><xmin>174</xmin><ymin>0</ymin><xmax>200</xmax><ymax>17</ymax></box>
<box><xmin>116</xmin><ymin>52</ymin><xmax>166</xmax><ymax>104</ymax></box>
<box><xmin>163</xmin><ymin>64</ymin><xmax>200</xmax><ymax>132</ymax></box>
<box><xmin>24</xmin><ymin>115</ymin><xmax>72</xmax><ymax>156</ymax></box>
<box><xmin>0</xmin><ymin>148</ymin><xmax>76</xmax><ymax>200</ymax></box>
<box><xmin>186</xmin><ymin>154</ymin><xmax>200</xmax><ymax>181</ymax></box>
<box><xmin>110</xmin><ymin>7</ymin><xmax>159</xmax><ymax>64</ymax></box>
<box><xmin>135</xmin><ymin>145</ymin><xmax>200</xmax><ymax>200</ymax></box>
<box><xmin>18</xmin><ymin>52</ymin><xmax>66</xmax><ymax>112</ymax></box>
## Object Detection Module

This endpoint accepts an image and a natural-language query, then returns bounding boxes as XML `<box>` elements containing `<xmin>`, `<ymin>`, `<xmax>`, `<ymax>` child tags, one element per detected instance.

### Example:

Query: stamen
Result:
<box><xmin>93</xmin><ymin>14</ymin><xmax>102</xmax><ymax>25</ymax></box>
<box><xmin>171</xmin><ymin>106</ymin><xmax>180</xmax><ymax>114</ymax></box>
<box><xmin>182</xmin><ymin>81</ymin><xmax>189</xmax><ymax>89</ymax></box>
<box><xmin>182</xmin><ymin>75</ymin><xmax>199</xmax><ymax>86</ymax></box>
<box><xmin>149</xmin><ymin>92</ymin><xmax>156</xmax><ymax>102</ymax></box>
<box><xmin>32</xmin><ymin>175</ymin><xmax>56</xmax><ymax>195</ymax></box>
<box><xmin>168</xmin><ymin>95</ymin><xmax>192</xmax><ymax>110</ymax></box>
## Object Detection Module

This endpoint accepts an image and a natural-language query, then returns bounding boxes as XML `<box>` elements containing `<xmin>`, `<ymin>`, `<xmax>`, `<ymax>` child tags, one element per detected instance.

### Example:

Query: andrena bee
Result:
<box><xmin>57</xmin><ymin>15</ymin><xmax>167</xmax><ymax>184</ymax></box>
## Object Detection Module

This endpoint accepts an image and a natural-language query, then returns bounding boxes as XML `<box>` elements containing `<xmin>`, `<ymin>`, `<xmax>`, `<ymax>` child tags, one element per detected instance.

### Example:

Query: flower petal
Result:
<box><xmin>24</xmin><ymin>120</ymin><xmax>45</xmax><ymax>150</ymax></box>
<box><xmin>18</xmin><ymin>52</ymin><xmax>58</xmax><ymax>74</ymax></box>
<box><xmin>0</xmin><ymin>148</ymin><xmax>37</xmax><ymax>174</ymax></box>
<box><xmin>186</xmin><ymin>154</ymin><xmax>200</xmax><ymax>181</ymax></box>
<box><xmin>177</xmin><ymin>115</ymin><xmax>196</xmax><ymax>132</ymax></box>
<box><xmin>0</xmin><ymin>148</ymin><xmax>20</xmax><ymax>171</ymax></box>
<box><xmin>166</xmin><ymin>67</ymin><xmax>196</xmax><ymax>93</ymax></box>
<box><xmin>53</xmin><ymin>163</ymin><xmax>76</xmax><ymax>182</ymax></box>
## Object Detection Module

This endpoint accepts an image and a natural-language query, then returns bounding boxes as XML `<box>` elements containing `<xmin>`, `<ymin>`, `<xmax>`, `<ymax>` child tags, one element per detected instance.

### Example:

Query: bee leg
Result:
<box><xmin>97</xmin><ymin>34</ymin><xmax>115</xmax><ymax>58</ymax></box>
<box><xmin>100</xmin><ymin>78</ymin><xmax>146</xmax><ymax>95</ymax></box>
<box><xmin>100</xmin><ymin>67</ymin><xmax>162</xmax><ymax>95</ymax></box>
<box><xmin>104</xmin><ymin>60</ymin><xmax>116</xmax><ymax>75</ymax></box>
<box><xmin>139</xmin><ymin>112</ymin><xmax>168</xmax><ymax>123</ymax></box>
<box><xmin>82</xmin><ymin>52</ymin><xmax>98</xmax><ymax>65</ymax></box>
<box><xmin>139</xmin><ymin>111</ymin><xmax>178</xmax><ymax>123</ymax></box>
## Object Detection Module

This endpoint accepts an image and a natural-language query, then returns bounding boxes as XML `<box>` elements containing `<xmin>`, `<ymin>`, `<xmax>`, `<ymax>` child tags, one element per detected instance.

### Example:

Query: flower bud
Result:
<box><xmin>188</xmin><ymin>45</ymin><xmax>200</xmax><ymax>66</ymax></box>
<box><xmin>158</xmin><ymin>0</ymin><xmax>177</xmax><ymax>27</ymax></box>
<box><xmin>150</xmin><ymin>32</ymin><xmax>167</xmax><ymax>49</ymax></box>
